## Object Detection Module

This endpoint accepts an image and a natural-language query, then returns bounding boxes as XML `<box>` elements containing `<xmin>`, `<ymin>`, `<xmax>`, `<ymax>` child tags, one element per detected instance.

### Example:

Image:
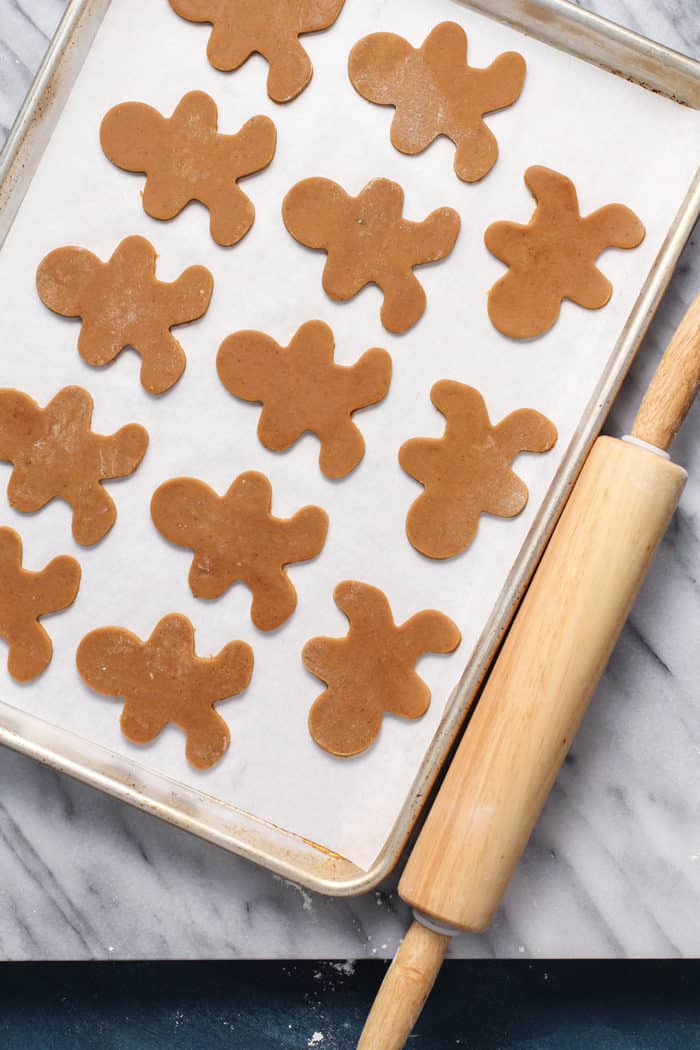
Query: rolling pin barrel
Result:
<box><xmin>359</xmin><ymin>295</ymin><xmax>700</xmax><ymax>1048</ymax></box>
<box><xmin>399</xmin><ymin>435</ymin><xmax>686</xmax><ymax>932</ymax></box>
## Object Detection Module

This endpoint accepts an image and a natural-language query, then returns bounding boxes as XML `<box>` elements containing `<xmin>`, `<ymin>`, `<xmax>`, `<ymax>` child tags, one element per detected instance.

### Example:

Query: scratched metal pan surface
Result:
<box><xmin>0</xmin><ymin>0</ymin><xmax>697</xmax><ymax>896</ymax></box>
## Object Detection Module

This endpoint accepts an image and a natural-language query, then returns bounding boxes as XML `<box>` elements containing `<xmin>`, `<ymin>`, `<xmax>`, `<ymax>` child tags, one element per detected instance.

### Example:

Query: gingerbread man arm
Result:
<box><xmin>494</xmin><ymin>408</ymin><xmax>558</xmax><ymax>462</ymax></box>
<box><xmin>94</xmin><ymin>424</ymin><xmax>149</xmax><ymax>483</ymax></box>
<box><xmin>472</xmin><ymin>49</ymin><xmax>527</xmax><ymax>112</ymax></box>
<box><xmin>334</xmin><ymin>579</ymin><xmax>395</xmax><ymax>633</ymax></box>
<box><xmin>222</xmin><ymin>115</ymin><xmax>277</xmax><ymax>179</ymax></box>
<box><xmin>298</xmin><ymin>0</ymin><xmax>345</xmax><ymax>32</ymax></box>
<box><xmin>168</xmin><ymin>0</ymin><xmax>214</xmax><ymax>19</ymax></box>
<box><xmin>201</xmin><ymin>639</ymin><xmax>255</xmax><ymax>703</ymax></box>
<box><xmin>525</xmin><ymin>165</ymin><xmax>580</xmax><ymax>222</ymax></box>
<box><xmin>483</xmin><ymin>220</ymin><xmax>530</xmax><ymax>267</ymax></box>
<box><xmin>36</xmin><ymin>555</ymin><xmax>83</xmax><ymax>614</ymax></box>
<box><xmin>345</xmin><ymin>348</ymin><xmax>393</xmax><ymax>408</ymax></box>
<box><xmin>403</xmin><ymin>608</ymin><xmax>462</xmax><ymax>660</ymax></box>
<box><xmin>279</xmin><ymin>504</ymin><xmax>330</xmax><ymax>566</ymax></box>
<box><xmin>584</xmin><ymin>203</ymin><xmax>646</xmax><ymax>253</ymax></box>
<box><xmin>398</xmin><ymin>433</ymin><xmax>441</xmax><ymax>481</ymax></box>
<box><xmin>402</xmin><ymin>207</ymin><xmax>461</xmax><ymax>269</ymax></box>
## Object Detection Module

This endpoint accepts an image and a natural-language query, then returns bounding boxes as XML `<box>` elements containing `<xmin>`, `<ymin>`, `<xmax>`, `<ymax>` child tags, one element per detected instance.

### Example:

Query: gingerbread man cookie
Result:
<box><xmin>399</xmin><ymin>381</ymin><xmax>557</xmax><ymax>559</ymax></box>
<box><xmin>217</xmin><ymin>321</ymin><xmax>392</xmax><ymax>479</ymax></box>
<box><xmin>100</xmin><ymin>91</ymin><xmax>277</xmax><ymax>247</ymax></box>
<box><xmin>485</xmin><ymin>166</ymin><xmax>646</xmax><ymax>338</ymax></box>
<box><xmin>77</xmin><ymin>613</ymin><xmax>254</xmax><ymax>770</ymax></box>
<box><xmin>349</xmin><ymin>22</ymin><xmax>526</xmax><ymax>183</ymax></box>
<box><xmin>168</xmin><ymin>0</ymin><xmax>346</xmax><ymax>103</ymax></box>
<box><xmin>282</xmin><ymin>177</ymin><xmax>460</xmax><ymax>333</ymax></box>
<box><xmin>0</xmin><ymin>386</ymin><xmax>148</xmax><ymax>547</ymax></box>
<box><xmin>36</xmin><ymin>236</ymin><xmax>213</xmax><ymax>395</ymax></box>
<box><xmin>151</xmin><ymin>471</ymin><xmax>328</xmax><ymax>631</ymax></box>
<box><xmin>304</xmin><ymin>581</ymin><xmax>461</xmax><ymax>756</ymax></box>
<box><xmin>0</xmin><ymin>527</ymin><xmax>80</xmax><ymax>682</ymax></box>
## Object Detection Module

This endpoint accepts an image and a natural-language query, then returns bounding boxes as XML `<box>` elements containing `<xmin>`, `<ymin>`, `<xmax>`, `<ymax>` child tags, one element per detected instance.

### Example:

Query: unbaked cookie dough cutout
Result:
<box><xmin>151</xmin><ymin>471</ymin><xmax>328</xmax><ymax>631</ymax></box>
<box><xmin>0</xmin><ymin>386</ymin><xmax>148</xmax><ymax>547</ymax></box>
<box><xmin>168</xmin><ymin>0</ymin><xmax>346</xmax><ymax>103</ymax></box>
<box><xmin>349</xmin><ymin>22</ymin><xmax>526</xmax><ymax>183</ymax></box>
<box><xmin>36</xmin><ymin>236</ymin><xmax>213</xmax><ymax>395</ymax></box>
<box><xmin>282</xmin><ymin>177</ymin><xmax>460</xmax><ymax>334</ymax></box>
<box><xmin>77</xmin><ymin>613</ymin><xmax>254</xmax><ymax>770</ymax></box>
<box><xmin>217</xmin><ymin>320</ymin><xmax>392</xmax><ymax>479</ymax></box>
<box><xmin>485</xmin><ymin>166</ymin><xmax>645</xmax><ymax>338</ymax></box>
<box><xmin>0</xmin><ymin>527</ymin><xmax>80</xmax><ymax>683</ymax></box>
<box><xmin>304</xmin><ymin>580</ymin><xmax>461</xmax><ymax>757</ymax></box>
<box><xmin>100</xmin><ymin>91</ymin><xmax>276</xmax><ymax>247</ymax></box>
<box><xmin>400</xmin><ymin>380</ymin><xmax>557</xmax><ymax>560</ymax></box>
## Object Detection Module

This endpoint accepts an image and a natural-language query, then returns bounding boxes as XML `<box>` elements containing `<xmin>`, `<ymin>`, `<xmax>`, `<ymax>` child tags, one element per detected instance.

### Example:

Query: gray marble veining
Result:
<box><xmin>0</xmin><ymin>0</ymin><xmax>697</xmax><ymax>959</ymax></box>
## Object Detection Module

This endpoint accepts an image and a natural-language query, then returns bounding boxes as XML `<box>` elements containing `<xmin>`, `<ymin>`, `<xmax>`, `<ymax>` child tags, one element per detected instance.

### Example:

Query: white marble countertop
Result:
<box><xmin>0</xmin><ymin>0</ymin><xmax>697</xmax><ymax>960</ymax></box>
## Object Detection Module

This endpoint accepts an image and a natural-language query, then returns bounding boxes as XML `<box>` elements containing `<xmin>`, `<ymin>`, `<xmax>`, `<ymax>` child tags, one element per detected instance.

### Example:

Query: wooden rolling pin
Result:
<box><xmin>358</xmin><ymin>292</ymin><xmax>700</xmax><ymax>1050</ymax></box>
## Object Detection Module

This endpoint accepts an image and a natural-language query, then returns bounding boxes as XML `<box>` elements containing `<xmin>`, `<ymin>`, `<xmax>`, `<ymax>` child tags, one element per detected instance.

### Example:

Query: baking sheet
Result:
<box><xmin>0</xmin><ymin>0</ymin><xmax>697</xmax><ymax>871</ymax></box>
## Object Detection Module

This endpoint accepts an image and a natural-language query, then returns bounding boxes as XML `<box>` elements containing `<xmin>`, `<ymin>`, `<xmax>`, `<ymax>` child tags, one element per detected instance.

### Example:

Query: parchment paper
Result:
<box><xmin>0</xmin><ymin>0</ymin><xmax>697</xmax><ymax>870</ymax></box>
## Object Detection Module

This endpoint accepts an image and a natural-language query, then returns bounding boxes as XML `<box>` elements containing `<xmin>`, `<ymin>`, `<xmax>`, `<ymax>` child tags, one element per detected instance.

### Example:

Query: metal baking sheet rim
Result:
<box><xmin>0</xmin><ymin>0</ymin><xmax>698</xmax><ymax>897</ymax></box>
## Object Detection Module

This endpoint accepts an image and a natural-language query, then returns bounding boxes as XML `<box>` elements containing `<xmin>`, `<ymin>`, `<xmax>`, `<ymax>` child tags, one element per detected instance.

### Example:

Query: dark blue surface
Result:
<box><xmin>0</xmin><ymin>961</ymin><xmax>698</xmax><ymax>1048</ymax></box>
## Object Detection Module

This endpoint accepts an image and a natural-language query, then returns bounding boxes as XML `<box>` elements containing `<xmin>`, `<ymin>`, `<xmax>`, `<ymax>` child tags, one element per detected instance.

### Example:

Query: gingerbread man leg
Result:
<box><xmin>318</xmin><ymin>421</ymin><xmax>365</xmax><ymax>480</ymax></box>
<box><xmin>78</xmin><ymin>318</ymin><xmax>132</xmax><ymax>370</ymax></box>
<box><xmin>135</xmin><ymin>331</ymin><xmax>187</xmax><ymax>395</ymax></box>
<box><xmin>378</xmin><ymin>270</ymin><xmax>427</xmax><ymax>334</ymax></box>
<box><xmin>142</xmin><ymin>170</ymin><xmax>191</xmax><ymax>223</ymax></box>
<box><xmin>257</xmin><ymin>407</ymin><xmax>305</xmax><ymax>454</ymax></box>
<box><xmin>249</xmin><ymin>569</ymin><xmax>298</xmax><ymax>632</ymax></box>
<box><xmin>454</xmin><ymin>123</ymin><xmax>498</xmax><ymax>185</ymax></box>
<box><xmin>71</xmin><ymin>482</ymin><xmax>117</xmax><ymax>547</ymax></box>
<box><xmin>206</xmin><ymin>23</ymin><xmax>255</xmax><ymax>73</ymax></box>
<box><xmin>206</xmin><ymin>185</ymin><xmax>255</xmax><ymax>250</ymax></box>
<box><xmin>6</xmin><ymin>619</ymin><xmax>52</xmax><ymax>683</ymax></box>
<box><xmin>121</xmin><ymin>702</ymin><xmax>169</xmax><ymax>746</ymax></box>
<box><xmin>266</xmin><ymin>39</ymin><xmax>313</xmax><ymax>104</ymax></box>
<box><xmin>182</xmin><ymin>708</ymin><xmax>232</xmax><ymax>770</ymax></box>
<box><xmin>6</xmin><ymin>463</ymin><xmax>52</xmax><ymax>514</ymax></box>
